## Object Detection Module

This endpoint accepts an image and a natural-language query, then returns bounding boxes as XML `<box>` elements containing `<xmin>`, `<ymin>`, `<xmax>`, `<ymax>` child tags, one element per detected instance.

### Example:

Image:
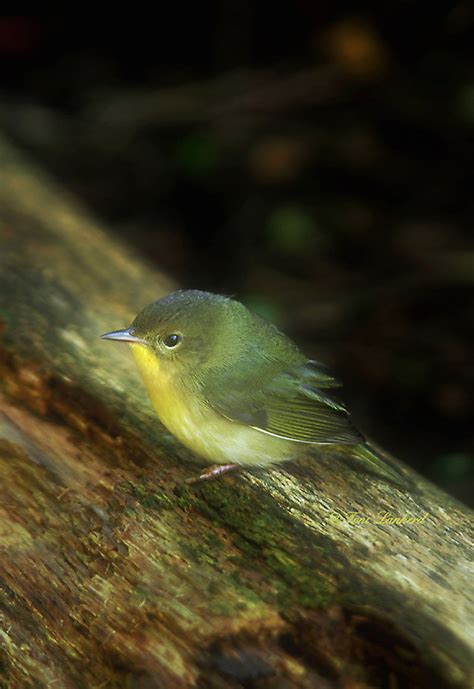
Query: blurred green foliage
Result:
<box><xmin>431</xmin><ymin>453</ymin><xmax>472</xmax><ymax>482</ymax></box>
<box><xmin>175</xmin><ymin>132</ymin><xmax>220</xmax><ymax>175</ymax></box>
<box><xmin>457</xmin><ymin>83</ymin><xmax>474</xmax><ymax>124</ymax></box>
<box><xmin>266</xmin><ymin>206</ymin><xmax>318</xmax><ymax>254</ymax></box>
<box><xmin>242</xmin><ymin>295</ymin><xmax>282</xmax><ymax>325</ymax></box>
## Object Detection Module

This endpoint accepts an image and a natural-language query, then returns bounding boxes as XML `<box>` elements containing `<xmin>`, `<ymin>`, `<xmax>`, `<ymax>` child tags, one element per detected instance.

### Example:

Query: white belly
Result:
<box><xmin>170</xmin><ymin>402</ymin><xmax>296</xmax><ymax>466</ymax></box>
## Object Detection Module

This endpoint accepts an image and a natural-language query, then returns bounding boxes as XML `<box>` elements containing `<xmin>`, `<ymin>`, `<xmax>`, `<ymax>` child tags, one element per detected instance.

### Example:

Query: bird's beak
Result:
<box><xmin>100</xmin><ymin>328</ymin><xmax>148</xmax><ymax>345</ymax></box>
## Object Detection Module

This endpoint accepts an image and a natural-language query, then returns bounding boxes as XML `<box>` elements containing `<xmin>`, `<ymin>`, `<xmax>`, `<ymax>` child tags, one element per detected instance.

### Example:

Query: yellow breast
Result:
<box><xmin>129</xmin><ymin>344</ymin><xmax>295</xmax><ymax>467</ymax></box>
<box><xmin>130</xmin><ymin>344</ymin><xmax>198</xmax><ymax>443</ymax></box>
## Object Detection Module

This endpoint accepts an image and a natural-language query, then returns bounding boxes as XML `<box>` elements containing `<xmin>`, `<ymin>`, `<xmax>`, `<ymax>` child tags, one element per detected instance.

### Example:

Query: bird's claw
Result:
<box><xmin>185</xmin><ymin>463</ymin><xmax>240</xmax><ymax>484</ymax></box>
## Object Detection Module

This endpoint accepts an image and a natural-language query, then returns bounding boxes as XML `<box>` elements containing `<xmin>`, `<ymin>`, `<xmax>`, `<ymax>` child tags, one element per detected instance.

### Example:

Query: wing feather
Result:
<box><xmin>204</xmin><ymin>358</ymin><xmax>363</xmax><ymax>446</ymax></box>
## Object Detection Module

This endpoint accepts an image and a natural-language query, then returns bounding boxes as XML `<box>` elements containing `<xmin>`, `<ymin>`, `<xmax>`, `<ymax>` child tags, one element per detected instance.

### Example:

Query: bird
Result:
<box><xmin>101</xmin><ymin>289</ymin><xmax>414</xmax><ymax>488</ymax></box>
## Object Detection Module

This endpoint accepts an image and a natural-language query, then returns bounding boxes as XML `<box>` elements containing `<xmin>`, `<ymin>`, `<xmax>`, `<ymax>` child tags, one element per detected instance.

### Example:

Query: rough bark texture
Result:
<box><xmin>0</xmin><ymin>134</ymin><xmax>472</xmax><ymax>689</ymax></box>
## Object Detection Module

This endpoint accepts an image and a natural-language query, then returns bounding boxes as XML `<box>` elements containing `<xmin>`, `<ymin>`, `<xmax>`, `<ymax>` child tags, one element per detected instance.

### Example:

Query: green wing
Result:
<box><xmin>204</xmin><ymin>358</ymin><xmax>363</xmax><ymax>446</ymax></box>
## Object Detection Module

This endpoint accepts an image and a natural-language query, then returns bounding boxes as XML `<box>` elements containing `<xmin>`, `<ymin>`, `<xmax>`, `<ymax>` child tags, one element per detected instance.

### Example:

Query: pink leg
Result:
<box><xmin>185</xmin><ymin>463</ymin><xmax>240</xmax><ymax>484</ymax></box>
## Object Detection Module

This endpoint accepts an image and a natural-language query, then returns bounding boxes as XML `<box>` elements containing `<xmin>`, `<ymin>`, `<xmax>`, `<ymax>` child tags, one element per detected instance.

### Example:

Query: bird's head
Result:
<box><xmin>101</xmin><ymin>290</ymin><xmax>251</xmax><ymax>378</ymax></box>
<box><xmin>101</xmin><ymin>288</ymin><xmax>302</xmax><ymax>394</ymax></box>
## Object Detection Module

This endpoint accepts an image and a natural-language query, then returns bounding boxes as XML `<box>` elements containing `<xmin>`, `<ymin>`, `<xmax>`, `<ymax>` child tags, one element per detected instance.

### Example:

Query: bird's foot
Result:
<box><xmin>185</xmin><ymin>463</ymin><xmax>240</xmax><ymax>484</ymax></box>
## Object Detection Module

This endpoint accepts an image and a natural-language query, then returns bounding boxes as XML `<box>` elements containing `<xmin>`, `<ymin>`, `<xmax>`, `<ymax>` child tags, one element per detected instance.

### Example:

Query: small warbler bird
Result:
<box><xmin>101</xmin><ymin>290</ymin><xmax>413</xmax><ymax>487</ymax></box>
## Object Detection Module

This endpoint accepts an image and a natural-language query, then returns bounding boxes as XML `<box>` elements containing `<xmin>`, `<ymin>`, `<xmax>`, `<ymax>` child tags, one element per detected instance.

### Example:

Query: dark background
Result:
<box><xmin>1</xmin><ymin>8</ymin><xmax>472</xmax><ymax>504</ymax></box>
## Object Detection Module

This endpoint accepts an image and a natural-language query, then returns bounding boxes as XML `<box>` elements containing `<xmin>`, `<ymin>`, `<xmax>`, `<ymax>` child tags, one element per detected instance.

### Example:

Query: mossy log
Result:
<box><xmin>0</xmin><ymin>134</ymin><xmax>472</xmax><ymax>689</ymax></box>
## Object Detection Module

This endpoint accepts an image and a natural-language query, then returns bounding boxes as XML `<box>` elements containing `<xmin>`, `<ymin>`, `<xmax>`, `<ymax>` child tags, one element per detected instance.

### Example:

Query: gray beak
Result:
<box><xmin>100</xmin><ymin>328</ymin><xmax>147</xmax><ymax>345</ymax></box>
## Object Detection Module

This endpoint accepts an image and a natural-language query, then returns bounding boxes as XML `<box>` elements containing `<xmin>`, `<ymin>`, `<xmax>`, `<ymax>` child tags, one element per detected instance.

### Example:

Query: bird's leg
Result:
<box><xmin>185</xmin><ymin>463</ymin><xmax>240</xmax><ymax>484</ymax></box>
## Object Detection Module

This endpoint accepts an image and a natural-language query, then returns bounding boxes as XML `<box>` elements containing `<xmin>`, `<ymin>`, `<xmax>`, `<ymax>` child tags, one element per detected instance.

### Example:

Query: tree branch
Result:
<box><xmin>0</xmin><ymin>134</ymin><xmax>472</xmax><ymax>689</ymax></box>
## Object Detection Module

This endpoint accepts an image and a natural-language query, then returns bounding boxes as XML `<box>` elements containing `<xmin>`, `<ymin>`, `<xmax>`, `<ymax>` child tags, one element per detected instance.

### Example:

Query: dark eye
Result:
<box><xmin>163</xmin><ymin>333</ymin><xmax>182</xmax><ymax>348</ymax></box>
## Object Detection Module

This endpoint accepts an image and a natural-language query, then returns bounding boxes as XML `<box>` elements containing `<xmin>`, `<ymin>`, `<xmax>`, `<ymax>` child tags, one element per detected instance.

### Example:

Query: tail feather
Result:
<box><xmin>349</xmin><ymin>442</ymin><xmax>420</xmax><ymax>492</ymax></box>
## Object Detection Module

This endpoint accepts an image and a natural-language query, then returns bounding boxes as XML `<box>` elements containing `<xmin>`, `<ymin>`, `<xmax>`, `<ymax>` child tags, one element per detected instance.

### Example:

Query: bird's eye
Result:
<box><xmin>163</xmin><ymin>333</ymin><xmax>182</xmax><ymax>349</ymax></box>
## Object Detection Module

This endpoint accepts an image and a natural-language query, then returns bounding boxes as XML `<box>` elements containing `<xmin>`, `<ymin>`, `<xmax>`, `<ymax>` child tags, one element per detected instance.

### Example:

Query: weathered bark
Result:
<box><xmin>0</xmin><ymin>133</ymin><xmax>472</xmax><ymax>689</ymax></box>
